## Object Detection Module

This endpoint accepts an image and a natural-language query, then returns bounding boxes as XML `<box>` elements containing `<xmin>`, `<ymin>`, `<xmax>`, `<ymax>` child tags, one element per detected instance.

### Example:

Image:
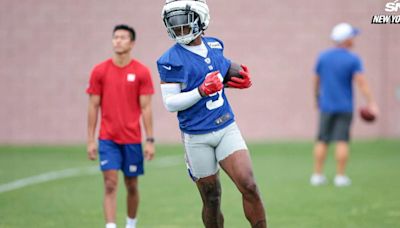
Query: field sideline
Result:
<box><xmin>0</xmin><ymin>140</ymin><xmax>399</xmax><ymax>228</ymax></box>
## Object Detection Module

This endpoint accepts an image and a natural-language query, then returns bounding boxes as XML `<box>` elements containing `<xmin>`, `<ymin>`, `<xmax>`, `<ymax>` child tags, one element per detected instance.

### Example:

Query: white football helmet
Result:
<box><xmin>162</xmin><ymin>0</ymin><xmax>210</xmax><ymax>44</ymax></box>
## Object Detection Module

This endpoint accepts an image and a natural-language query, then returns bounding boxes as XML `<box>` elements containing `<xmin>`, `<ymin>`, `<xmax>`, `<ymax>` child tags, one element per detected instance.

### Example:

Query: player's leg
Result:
<box><xmin>219</xmin><ymin>150</ymin><xmax>266</xmax><ymax>228</ymax></box>
<box><xmin>122</xmin><ymin>144</ymin><xmax>144</xmax><ymax>228</ymax></box>
<box><xmin>124</xmin><ymin>176</ymin><xmax>139</xmax><ymax>228</ymax></box>
<box><xmin>311</xmin><ymin>112</ymin><xmax>333</xmax><ymax>185</ymax></box>
<box><xmin>332</xmin><ymin>113</ymin><xmax>353</xmax><ymax>186</ymax></box>
<box><xmin>196</xmin><ymin>174</ymin><xmax>224</xmax><ymax>228</ymax></box>
<box><xmin>335</xmin><ymin>141</ymin><xmax>349</xmax><ymax>175</ymax></box>
<box><xmin>182</xmin><ymin>132</ymin><xmax>223</xmax><ymax>227</ymax></box>
<box><xmin>103</xmin><ymin>170</ymin><xmax>119</xmax><ymax>226</ymax></box>
<box><xmin>98</xmin><ymin>140</ymin><xmax>123</xmax><ymax>227</ymax></box>
<box><xmin>216</xmin><ymin>123</ymin><xmax>266</xmax><ymax>228</ymax></box>
<box><xmin>334</xmin><ymin>141</ymin><xmax>351</xmax><ymax>186</ymax></box>
<box><xmin>313</xmin><ymin>142</ymin><xmax>328</xmax><ymax>175</ymax></box>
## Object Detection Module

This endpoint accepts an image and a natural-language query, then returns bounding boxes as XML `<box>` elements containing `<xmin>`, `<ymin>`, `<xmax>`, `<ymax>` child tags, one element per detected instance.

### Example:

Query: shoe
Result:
<box><xmin>334</xmin><ymin>175</ymin><xmax>351</xmax><ymax>187</ymax></box>
<box><xmin>310</xmin><ymin>174</ymin><xmax>327</xmax><ymax>186</ymax></box>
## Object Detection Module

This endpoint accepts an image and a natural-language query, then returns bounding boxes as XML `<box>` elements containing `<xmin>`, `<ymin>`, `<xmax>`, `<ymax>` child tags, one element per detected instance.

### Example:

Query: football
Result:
<box><xmin>359</xmin><ymin>107</ymin><xmax>376</xmax><ymax>122</ymax></box>
<box><xmin>223</xmin><ymin>62</ymin><xmax>243</xmax><ymax>84</ymax></box>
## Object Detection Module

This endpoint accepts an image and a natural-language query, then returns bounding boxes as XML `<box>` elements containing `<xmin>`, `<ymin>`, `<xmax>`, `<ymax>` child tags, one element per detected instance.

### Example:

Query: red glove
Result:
<box><xmin>227</xmin><ymin>65</ymin><xmax>252</xmax><ymax>89</ymax></box>
<box><xmin>199</xmin><ymin>71</ymin><xmax>223</xmax><ymax>96</ymax></box>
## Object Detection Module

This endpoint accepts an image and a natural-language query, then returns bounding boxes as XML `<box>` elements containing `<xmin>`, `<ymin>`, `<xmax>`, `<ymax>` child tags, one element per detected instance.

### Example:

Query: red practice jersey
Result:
<box><xmin>87</xmin><ymin>59</ymin><xmax>154</xmax><ymax>144</ymax></box>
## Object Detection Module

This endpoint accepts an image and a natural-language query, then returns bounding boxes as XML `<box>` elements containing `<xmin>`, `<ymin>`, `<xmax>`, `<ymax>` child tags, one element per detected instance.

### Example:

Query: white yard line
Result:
<box><xmin>0</xmin><ymin>155</ymin><xmax>182</xmax><ymax>194</ymax></box>
<box><xmin>0</xmin><ymin>167</ymin><xmax>98</xmax><ymax>194</ymax></box>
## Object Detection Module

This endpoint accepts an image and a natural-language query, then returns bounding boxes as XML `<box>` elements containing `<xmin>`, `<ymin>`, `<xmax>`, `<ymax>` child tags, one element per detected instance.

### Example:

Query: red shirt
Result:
<box><xmin>86</xmin><ymin>59</ymin><xmax>154</xmax><ymax>144</ymax></box>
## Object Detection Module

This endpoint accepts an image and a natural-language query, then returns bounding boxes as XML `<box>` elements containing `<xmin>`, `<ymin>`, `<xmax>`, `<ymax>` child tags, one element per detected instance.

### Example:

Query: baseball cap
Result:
<box><xmin>330</xmin><ymin>23</ymin><xmax>359</xmax><ymax>43</ymax></box>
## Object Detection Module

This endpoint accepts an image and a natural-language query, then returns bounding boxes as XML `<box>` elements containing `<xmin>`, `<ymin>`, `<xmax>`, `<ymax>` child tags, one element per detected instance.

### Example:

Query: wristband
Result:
<box><xmin>146</xmin><ymin>137</ymin><xmax>155</xmax><ymax>143</ymax></box>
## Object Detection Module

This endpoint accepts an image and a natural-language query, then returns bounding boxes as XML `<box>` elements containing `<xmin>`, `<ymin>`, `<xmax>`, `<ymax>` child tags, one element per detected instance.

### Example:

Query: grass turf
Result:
<box><xmin>0</xmin><ymin>139</ymin><xmax>399</xmax><ymax>227</ymax></box>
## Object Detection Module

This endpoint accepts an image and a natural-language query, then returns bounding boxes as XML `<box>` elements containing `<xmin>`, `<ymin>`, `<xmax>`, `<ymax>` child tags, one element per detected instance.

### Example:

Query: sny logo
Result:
<box><xmin>385</xmin><ymin>0</ymin><xmax>400</xmax><ymax>12</ymax></box>
<box><xmin>371</xmin><ymin>0</ymin><xmax>400</xmax><ymax>24</ymax></box>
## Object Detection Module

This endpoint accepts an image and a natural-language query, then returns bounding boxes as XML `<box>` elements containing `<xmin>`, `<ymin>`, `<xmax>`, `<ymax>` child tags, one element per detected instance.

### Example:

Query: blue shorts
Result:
<box><xmin>98</xmin><ymin>140</ymin><xmax>144</xmax><ymax>177</ymax></box>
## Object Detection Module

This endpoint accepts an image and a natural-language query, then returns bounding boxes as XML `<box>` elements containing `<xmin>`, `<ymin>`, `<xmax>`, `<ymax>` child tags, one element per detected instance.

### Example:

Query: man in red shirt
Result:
<box><xmin>86</xmin><ymin>24</ymin><xmax>155</xmax><ymax>228</ymax></box>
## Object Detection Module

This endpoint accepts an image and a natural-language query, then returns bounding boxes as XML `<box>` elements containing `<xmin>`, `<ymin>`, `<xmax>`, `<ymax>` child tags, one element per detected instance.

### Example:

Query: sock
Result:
<box><xmin>106</xmin><ymin>223</ymin><xmax>117</xmax><ymax>228</ymax></box>
<box><xmin>126</xmin><ymin>217</ymin><xmax>137</xmax><ymax>228</ymax></box>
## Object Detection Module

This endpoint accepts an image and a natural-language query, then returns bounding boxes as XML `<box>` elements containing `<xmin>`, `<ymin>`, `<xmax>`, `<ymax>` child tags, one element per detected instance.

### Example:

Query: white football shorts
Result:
<box><xmin>181</xmin><ymin>122</ymin><xmax>248</xmax><ymax>181</ymax></box>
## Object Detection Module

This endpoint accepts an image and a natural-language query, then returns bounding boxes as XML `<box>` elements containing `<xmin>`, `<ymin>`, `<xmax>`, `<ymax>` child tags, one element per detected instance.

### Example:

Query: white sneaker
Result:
<box><xmin>310</xmin><ymin>174</ymin><xmax>327</xmax><ymax>186</ymax></box>
<box><xmin>106</xmin><ymin>223</ymin><xmax>117</xmax><ymax>228</ymax></box>
<box><xmin>334</xmin><ymin>175</ymin><xmax>351</xmax><ymax>187</ymax></box>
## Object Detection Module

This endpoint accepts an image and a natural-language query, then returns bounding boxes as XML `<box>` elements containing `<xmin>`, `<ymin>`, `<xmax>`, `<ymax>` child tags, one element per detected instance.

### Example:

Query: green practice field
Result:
<box><xmin>0</xmin><ymin>140</ymin><xmax>399</xmax><ymax>228</ymax></box>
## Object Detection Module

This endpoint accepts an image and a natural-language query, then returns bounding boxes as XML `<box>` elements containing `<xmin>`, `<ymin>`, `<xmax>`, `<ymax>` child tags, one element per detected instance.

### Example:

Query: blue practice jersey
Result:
<box><xmin>157</xmin><ymin>37</ymin><xmax>234</xmax><ymax>134</ymax></box>
<box><xmin>315</xmin><ymin>48</ymin><xmax>364</xmax><ymax>113</ymax></box>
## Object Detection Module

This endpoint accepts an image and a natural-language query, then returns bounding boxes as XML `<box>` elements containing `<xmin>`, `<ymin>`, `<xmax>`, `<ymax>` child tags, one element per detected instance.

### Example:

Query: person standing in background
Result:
<box><xmin>311</xmin><ymin>23</ymin><xmax>379</xmax><ymax>187</ymax></box>
<box><xmin>86</xmin><ymin>24</ymin><xmax>155</xmax><ymax>228</ymax></box>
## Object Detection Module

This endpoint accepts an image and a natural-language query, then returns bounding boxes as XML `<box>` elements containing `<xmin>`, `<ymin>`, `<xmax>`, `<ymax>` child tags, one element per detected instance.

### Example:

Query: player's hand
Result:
<box><xmin>87</xmin><ymin>141</ymin><xmax>97</xmax><ymax>161</ymax></box>
<box><xmin>199</xmin><ymin>71</ymin><xmax>223</xmax><ymax>97</ymax></box>
<box><xmin>368</xmin><ymin>101</ymin><xmax>379</xmax><ymax>117</ymax></box>
<box><xmin>144</xmin><ymin>141</ymin><xmax>155</xmax><ymax>161</ymax></box>
<box><xmin>226</xmin><ymin>65</ymin><xmax>252</xmax><ymax>89</ymax></box>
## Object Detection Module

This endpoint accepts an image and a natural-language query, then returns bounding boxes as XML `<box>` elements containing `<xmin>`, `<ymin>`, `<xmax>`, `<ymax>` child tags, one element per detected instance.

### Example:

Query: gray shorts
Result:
<box><xmin>317</xmin><ymin>112</ymin><xmax>353</xmax><ymax>143</ymax></box>
<box><xmin>181</xmin><ymin>122</ymin><xmax>248</xmax><ymax>181</ymax></box>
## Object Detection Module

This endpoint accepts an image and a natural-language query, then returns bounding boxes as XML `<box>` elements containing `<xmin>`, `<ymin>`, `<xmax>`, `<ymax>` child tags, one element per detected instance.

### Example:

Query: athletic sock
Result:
<box><xmin>126</xmin><ymin>217</ymin><xmax>137</xmax><ymax>228</ymax></box>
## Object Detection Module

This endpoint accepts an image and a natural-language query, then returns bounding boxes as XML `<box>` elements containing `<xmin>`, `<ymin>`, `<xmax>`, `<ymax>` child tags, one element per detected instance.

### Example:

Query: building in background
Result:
<box><xmin>0</xmin><ymin>0</ymin><xmax>399</xmax><ymax>144</ymax></box>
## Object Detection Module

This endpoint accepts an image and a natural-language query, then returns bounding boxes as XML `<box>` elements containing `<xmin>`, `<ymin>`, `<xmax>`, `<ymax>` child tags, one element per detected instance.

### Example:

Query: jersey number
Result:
<box><xmin>206</xmin><ymin>90</ymin><xmax>224</xmax><ymax>110</ymax></box>
<box><xmin>205</xmin><ymin>72</ymin><xmax>224</xmax><ymax>110</ymax></box>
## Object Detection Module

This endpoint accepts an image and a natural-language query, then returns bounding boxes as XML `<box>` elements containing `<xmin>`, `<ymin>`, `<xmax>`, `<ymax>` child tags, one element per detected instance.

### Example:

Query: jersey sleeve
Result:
<box><xmin>139</xmin><ymin>67</ymin><xmax>155</xmax><ymax>95</ymax></box>
<box><xmin>157</xmin><ymin>61</ymin><xmax>186</xmax><ymax>83</ymax></box>
<box><xmin>220</xmin><ymin>58</ymin><xmax>232</xmax><ymax>78</ymax></box>
<box><xmin>220</xmin><ymin>52</ymin><xmax>231</xmax><ymax>78</ymax></box>
<box><xmin>86</xmin><ymin>66</ymin><xmax>102</xmax><ymax>95</ymax></box>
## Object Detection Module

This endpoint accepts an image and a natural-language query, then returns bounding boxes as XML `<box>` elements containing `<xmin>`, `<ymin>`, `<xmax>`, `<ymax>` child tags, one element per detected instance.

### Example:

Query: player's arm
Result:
<box><xmin>161</xmin><ymin>71</ymin><xmax>223</xmax><ymax>112</ymax></box>
<box><xmin>87</xmin><ymin>94</ymin><xmax>101</xmax><ymax>160</ymax></box>
<box><xmin>354</xmin><ymin>73</ymin><xmax>379</xmax><ymax>115</ymax></box>
<box><xmin>161</xmin><ymin>82</ymin><xmax>202</xmax><ymax>112</ymax></box>
<box><xmin>313</xmin><ymin>75</ymin><xmax>320</xmax><ymax>109</ymax></box>
<box><xmin>224</xmin><ymin>62</ymin><xmax>252</xmax><ymax>89</ymax></box>
<box><xmin>140</xmin><ymin>95</ymin><xmax>155</xmax><ymax>161</ymax></box>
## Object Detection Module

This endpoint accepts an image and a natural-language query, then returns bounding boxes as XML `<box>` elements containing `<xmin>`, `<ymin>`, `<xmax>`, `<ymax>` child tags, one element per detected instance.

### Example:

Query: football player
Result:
<box><xmin>157</xmin><ymin>1</ymin><xmax>267</xmax><ymax>227</ymax></box>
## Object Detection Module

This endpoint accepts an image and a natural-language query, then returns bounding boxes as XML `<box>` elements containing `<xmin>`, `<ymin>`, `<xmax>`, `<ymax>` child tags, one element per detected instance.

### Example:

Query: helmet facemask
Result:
<box><xmin>163</xmin><ymin>9</ymin><xmax>202</xmax><ymax>45</ymax></box>
<box><xmin>162</xmin><ymin>0</ymin><xmax>210</xmax><ymax>45</ymax></box>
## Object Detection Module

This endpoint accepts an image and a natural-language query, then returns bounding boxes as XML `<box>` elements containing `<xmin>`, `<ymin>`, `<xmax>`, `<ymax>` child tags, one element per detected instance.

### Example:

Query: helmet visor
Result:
<box><xmin>164</xmin><ymin>10</ymin><xmax>198</xmax><ymax>36</ymax></box>
<box><xmin>166</xmin><ymin>11</ymin><xmax>191</xmax><ymax>27</ymax></box>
